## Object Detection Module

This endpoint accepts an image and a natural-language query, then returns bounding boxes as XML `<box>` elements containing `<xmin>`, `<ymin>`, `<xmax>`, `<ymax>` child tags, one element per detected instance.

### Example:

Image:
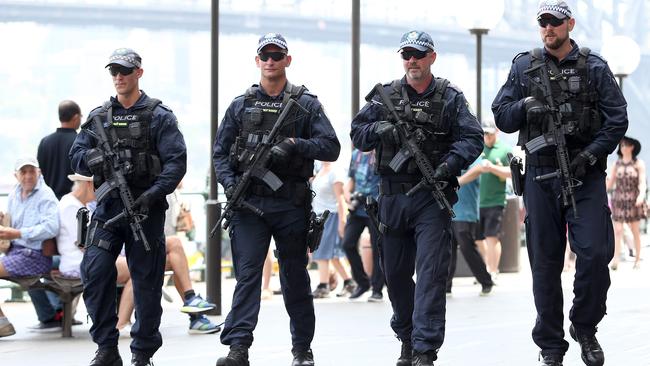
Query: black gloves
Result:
<box><xmin>225</xmin><ymin>185</ymin><xmax>235</xmax><ymax>201</ymax></box>
<box><xmin>524</xmin><ymin>97</ymin><xmax>548</xmax><ymax>123</ymax></box>
<box><xmin>133</xmin><ymin>190</ymin><xmax>156</xmax><ymax>215</ymax></box>
<box><xmin>270</xmin><ymin>138</ymin><xmax>295</xmax><ymax>165</ymax></box>
<box><xmin>374</xmin><ymin>121</ymin><xmax>400</xmax><ymax>145</ymax></box>
<box><xmin>433</xmin><ymin>162</ymin><xmax>452</xmax><ymax>181</ymax></box>
<box><xmin>85</xmin><ymin>148</ymin><xmax>106</xmax><ymax>176</ymax></box>
<box><xmin>569</xmin><ymin>151</ymin><xmax>597</xmax><ymax>179</ymax></box>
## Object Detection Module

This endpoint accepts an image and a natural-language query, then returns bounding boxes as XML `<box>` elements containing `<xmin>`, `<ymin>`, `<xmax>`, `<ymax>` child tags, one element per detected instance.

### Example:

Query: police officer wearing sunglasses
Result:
<box><xmin>492</xmin><ymin>1</ymin><xmax>627</xmax><ymax>365</ymax></box>
<box><xmin>70</xmin><ymin>48</ymin><xmax>187</xmax><ymax>366</ymax></box>
<box><xmin>351</xmin><ymin>30</ymin><xmax>483</xmax><ymax>366</ymax></box>
<box><xmin>213</xmin><ymin>33</ymin><xmax>340</xmax><ymax>366</ymax></box>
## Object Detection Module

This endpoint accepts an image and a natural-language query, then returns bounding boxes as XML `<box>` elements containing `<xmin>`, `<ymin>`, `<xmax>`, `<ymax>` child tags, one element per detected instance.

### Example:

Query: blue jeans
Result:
<box><xmin>29</xmin><ymin>290</ymin><xmax>62</xmax><ymax>323</ymax></box>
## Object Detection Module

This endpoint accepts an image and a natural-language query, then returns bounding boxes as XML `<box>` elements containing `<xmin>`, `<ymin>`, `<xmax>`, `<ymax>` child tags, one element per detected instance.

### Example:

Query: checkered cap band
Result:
<box><xmin>257</xmin><ymin>33</ymin><xmax>288</xmax><ymax>54</ymax></box>
<box><xmin>399</xmin><ymin>39</ymin><xmax>435</xmax><ymax>50</ymax></box>
<box><xmin>537</xmin><ymin>1</ymin><xmax>572</xmax><ymax>19</ymax></box>
<box><xmin>109</xmin><ymin>54</ymin><xmax>141</xmax><ymax>68</ymax></box>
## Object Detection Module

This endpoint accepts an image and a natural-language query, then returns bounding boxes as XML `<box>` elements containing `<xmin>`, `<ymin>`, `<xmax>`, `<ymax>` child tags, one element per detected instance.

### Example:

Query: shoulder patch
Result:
<box><xmin>512</xmin><ymin>51</ymin><xmax>529</xmax><ymax>63</ymax></box>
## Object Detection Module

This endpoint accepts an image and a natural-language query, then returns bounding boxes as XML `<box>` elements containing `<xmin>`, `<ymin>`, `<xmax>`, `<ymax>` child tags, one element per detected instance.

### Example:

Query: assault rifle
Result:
<box><xmin>88</xmin><ymin>115</ymin><xmax>151</xmax><ymax>251</ymax></box>
<box><xmin>523</xmin><ymin>64</ymin><xmax>582</xmax><ymax>218</ymax></box>
<box><xmin>367</xmin><ymin>83</ymin><xmax>455</xmax><ymax>218</ymax></box>
<box><xmin>210</xmin><ymin>98</ymin><xmax>309</xmax><ymax>235</ymax></box>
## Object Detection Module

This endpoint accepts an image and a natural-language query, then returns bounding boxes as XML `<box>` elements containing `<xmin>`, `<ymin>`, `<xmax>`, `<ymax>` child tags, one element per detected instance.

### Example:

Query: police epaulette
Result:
<box><xmin>584</xmin><ymin>48</ymin><xmax>606</xmax><ymax>62</ymax></box>
<box><xmin>80</xmin><ymin>103</ymin><xmax>110</xmax><ymax>129</ymax></box>
<box><xmin>302</xmin><ymin>90</ymin><xmax>316</xmax><ymax>98</ymax></box>
<box><xmin>446</xmin><ymin>82</ymin><xmax>463</xmax><ymax>94</ymax></box>
<box><xmin>512</xmin><ymin>51</ymin><xmax>530</xmax><ymax>63</ymax></box>
<box><xmin>157</xmin><ymin>103</ymin><xmax>173</xmax><ymax>112</ymax></box>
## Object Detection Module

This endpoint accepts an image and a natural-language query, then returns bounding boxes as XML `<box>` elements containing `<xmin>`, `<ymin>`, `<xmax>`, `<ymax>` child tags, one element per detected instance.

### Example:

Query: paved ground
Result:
<box><xmin>1</xmin><ymin>251</ymin><xmax>648</xmax><ymax>365</ymax></box>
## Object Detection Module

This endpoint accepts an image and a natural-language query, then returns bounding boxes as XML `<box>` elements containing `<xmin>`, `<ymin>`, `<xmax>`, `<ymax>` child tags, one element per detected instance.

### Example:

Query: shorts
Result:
<box><xmin>0</xmin><ymin>245</ymin><xmax>52</xmax><ymax>277</ymax></box>
<box><xmin>476</xmin><ymin>206</ymin><xmax>505</xmax><ymax>240</ymax></box>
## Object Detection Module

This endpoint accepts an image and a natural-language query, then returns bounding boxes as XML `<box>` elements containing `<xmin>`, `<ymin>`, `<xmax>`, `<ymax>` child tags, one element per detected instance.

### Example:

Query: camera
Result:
<box><xmin>348</xmin><ymin>192</ymin><xmax>365</xmax><ymax>213</ymax></box>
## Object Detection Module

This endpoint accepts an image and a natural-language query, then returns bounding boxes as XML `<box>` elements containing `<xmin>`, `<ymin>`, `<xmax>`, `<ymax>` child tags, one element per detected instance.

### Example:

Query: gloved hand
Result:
<box><xmin>270</xmin><ymin>138</ymin><xmax>295</xmax><ymax>165</ymax></box>
<box><xmin>524</xmin><ymin>97</ymin><xmax>548</xmax><ymax>123</ymax></box>
<box><xmin>569</xmin><ymin>151</ymin><xmax>596</xmax><ymax>179</ymax></box>
<box><xmin>374</xmin><ymin>121</ymin><xmax>400</xmax><ymax>145</ymax></box>
<box><xmin>132</xmin><ymin>190</ymin><xmax>156</xmax><ymax>216</ymax></box>
<box><xmin>85</xmin><ymin>148</ymin><xmax>106</xmax><ymax>176</ymax></box>
<box><xmin>225</xmin><ymin>185</ymin><xmax>235</xmax><ymax>201</ymax></box>
<box><xmin>433</xmin><ymin>162</ymin><xmax>452</xmax><ymax>181</ymax></box>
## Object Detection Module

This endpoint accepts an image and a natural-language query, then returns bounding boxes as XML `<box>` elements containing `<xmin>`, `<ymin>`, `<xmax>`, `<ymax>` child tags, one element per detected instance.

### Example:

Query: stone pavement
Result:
<box><xmin>1</xmin><ymin>251</ymin><xmax>649</xmax><ymax>365</ymax></box>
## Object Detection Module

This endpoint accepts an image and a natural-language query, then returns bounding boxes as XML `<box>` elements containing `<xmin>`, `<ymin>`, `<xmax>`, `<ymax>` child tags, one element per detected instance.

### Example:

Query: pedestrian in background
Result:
<box><xmin>607</xmin><ymin>136</ymin><xmax>646</xmax><ymax>270</ymax></box>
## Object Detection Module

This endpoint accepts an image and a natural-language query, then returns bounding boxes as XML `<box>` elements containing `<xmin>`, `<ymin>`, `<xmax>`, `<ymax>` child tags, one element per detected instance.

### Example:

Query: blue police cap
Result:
<box><xmin>256</xmin><ymin>33</ymin><xmax>289</xmax><ymax>54</ymax></box>
<box><xmin>537</xmin><ymin>0</ymin><xmax>572</xmax><ymax>19</ymax></box>
<box><xmin>105</xmin><ymin>48</ymin><xmax>142</xmax><ymax>68</ymax></box>
<box><xmin>399</xmin><ymin>31</ymin><xmax>435</xmax><ymax>52</ymax></box>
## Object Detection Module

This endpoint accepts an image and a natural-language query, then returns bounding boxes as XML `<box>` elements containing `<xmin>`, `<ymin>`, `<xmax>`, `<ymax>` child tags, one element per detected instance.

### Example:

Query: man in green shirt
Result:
<box><xmin>477</xmin><ymin>120</ymin><xmax>512</xmax><ymax>277</ymax></box>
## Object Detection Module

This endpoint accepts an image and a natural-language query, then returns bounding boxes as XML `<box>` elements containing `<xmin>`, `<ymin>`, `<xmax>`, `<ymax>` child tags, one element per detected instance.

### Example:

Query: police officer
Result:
<box><xmin>212</xmin><ymin>33</ymin><xmax>340</xmax><ymax>366</ymax></box>
<box><xmin>70</xmin><ymin>48</ymin><xmax>187</xmax><ymax>366</ymax></box>
<box><xmin>492</xmin><ymin>2</ymin><xmax>627</xmax><ymax>365</ymax></box>
<box><xmin>351</xmin><ymin>30</ymin><xmax>483</xmax><ymax>366</ymax></box>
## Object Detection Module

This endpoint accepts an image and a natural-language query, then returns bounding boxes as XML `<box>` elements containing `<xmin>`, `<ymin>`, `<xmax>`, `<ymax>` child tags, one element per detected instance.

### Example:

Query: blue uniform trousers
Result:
<box><xmin>378</xmin><ymin>189</ymin><xmax>452</xmax><ymax>356</ymax></box>
<box><xmin>220</xmin><ymin>196</ymin><xmax>315</xmax><ymax>352</ymax></box>
<box><xmin>80</xmin><ymin>208</ymin><xmax>166</xmax><ymax>357</ymax></box>
<box><xmin>524</xmin><ymin>166</ymin><xmax>614</xmax><ymax>356</ymax></box>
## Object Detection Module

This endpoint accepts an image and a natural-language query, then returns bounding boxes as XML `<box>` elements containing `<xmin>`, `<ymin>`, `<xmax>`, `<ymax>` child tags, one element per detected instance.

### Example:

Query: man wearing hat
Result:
<box><xmin>492</xmin><ymin>1</ymin><xmax>628</xmax><ymax>365</ymax></box>
<box><xmin>69</xmin><ymin>48</ymin><xmax>187</xmax><ymax>366</ymax></box>
<box><xmin>351</xmin><ymin>30</ymin><xmax>483</xmax><ymax>365</ymax></box>
<box><xmin>0</xmin><ymin>157</ymin><xmax>59</xmax><ymax>338</ymax></box>
<box><xmin>213</xmin><ymin>33</ymin><xmax>340</xmax><ymax>366</ymax></box>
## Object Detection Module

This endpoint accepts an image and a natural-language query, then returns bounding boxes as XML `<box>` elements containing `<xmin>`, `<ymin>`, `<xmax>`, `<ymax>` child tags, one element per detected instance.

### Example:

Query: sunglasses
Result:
<box><xmin>108</xmin><ymin>65</ymin><xmax>136</xmax><ymax>77</ymax></box>
<box><xmin>401</xmin><ymin>50</ymin><xmax>429</xmax><ymax>61</ymax></box>
<box><xmin>258</xmin><ymin>52</ymin><xmax>286</xmax><ymax>62</ymax></box>
<box><xmin>537</xmin><ymin>16</ymin><xmax>565</xmax><ymax>28</ymax></box>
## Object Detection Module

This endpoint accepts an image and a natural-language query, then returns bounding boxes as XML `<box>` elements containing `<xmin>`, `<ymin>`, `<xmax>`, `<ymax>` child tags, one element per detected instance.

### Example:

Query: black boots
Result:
<box><xmin>291</xmin><ymin>349</ymin><xmax>314</xmax><ymax>366</ymax></box>
<box><xmin>216</xmin><ymin>345</ymin><xmax>250</xmax><ymax>366</ymax></box>
<box><xmin>89</xmin><ymin>347</ymin><xmax>122</xmax><ymax>366</ymax></box>
<box><xmin>570</xmin><ymin>325</ymin><xmax>604</xmax><ymax>366</ymax></box>
<box><xmin>130</xmin><ymin>353</ymin><xmax>153</xmax><ymax>366</ymax></box>
<box><xmin>395</xmin><ymin>341</ymin><xmax>412</xmax><ymax>366</ymax></box>
<box><xmin>539</xmin><ymin>354</ymin><xmax>563</xmax><ymax>366</ymax></box>
<box><xmin>412</xmin><ymin>350</ymin><xmax>436</xmax><ymax>366</ymax></box>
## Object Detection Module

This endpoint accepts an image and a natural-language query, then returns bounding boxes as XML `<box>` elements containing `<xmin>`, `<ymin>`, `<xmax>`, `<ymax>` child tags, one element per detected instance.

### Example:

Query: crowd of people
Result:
<box><xmin>0</xmin><ymin>1</ymin><xmax>647</xmax><ymax>366</ymax></box>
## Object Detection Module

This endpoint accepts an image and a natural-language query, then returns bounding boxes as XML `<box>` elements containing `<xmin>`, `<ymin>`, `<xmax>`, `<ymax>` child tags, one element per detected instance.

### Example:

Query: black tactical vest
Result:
<box><xmin>376</xmin><ymin>78</ymin><xmax>455</xmax><ymax>177</ymax></box>
<box><xmin>96</xmin><ymin>98</ymin><xmax>162</xmax><ymax>189</ymax></box>
<box><xmin>520</xmin><ymin>47</ymin><xmax>600</xmax><ymax>151</ymax></box>
<box><xmin>230</xmin><ymin>82</ymin><xmax>314</xmax><ymax>179</ymax></box>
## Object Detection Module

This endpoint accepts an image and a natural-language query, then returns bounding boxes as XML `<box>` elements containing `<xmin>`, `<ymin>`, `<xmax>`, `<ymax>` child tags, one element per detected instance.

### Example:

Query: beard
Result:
<box><xmin>544</xmin><ymin>32</ymin><xmax>569</xmax><ymax>50</ymax></box>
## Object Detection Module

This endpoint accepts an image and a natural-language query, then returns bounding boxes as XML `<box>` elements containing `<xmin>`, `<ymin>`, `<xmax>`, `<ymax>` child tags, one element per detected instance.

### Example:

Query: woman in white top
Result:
<box><xmin>310</xmin><ymin>161</ymin><xmax>353</xmax><ymax>298</ymax></box>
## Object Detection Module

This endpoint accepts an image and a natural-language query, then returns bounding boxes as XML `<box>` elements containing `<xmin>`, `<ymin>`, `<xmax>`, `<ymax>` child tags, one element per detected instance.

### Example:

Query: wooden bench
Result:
<box><xmin>4</xmin><ymin>273</ymin><xmax>83</xmax><ymax>338</ymax></box>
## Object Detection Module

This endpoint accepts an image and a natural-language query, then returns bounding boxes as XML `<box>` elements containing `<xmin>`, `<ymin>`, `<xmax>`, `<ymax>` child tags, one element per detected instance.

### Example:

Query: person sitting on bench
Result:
<box><xmin>0</xmin><ymin>157</ymin><xmax>59</xmax><ymax>338</ymax></box>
